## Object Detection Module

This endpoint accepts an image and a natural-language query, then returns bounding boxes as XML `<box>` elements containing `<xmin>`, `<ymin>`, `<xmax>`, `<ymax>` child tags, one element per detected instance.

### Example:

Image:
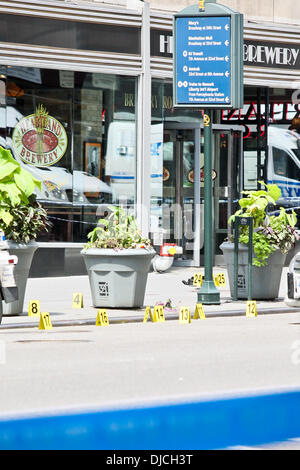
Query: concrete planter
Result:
<box><xmin>81</xmin><ymin>248</ymin><xmax>156</xmax><ymax>308</ymax></box>
<box><xmin>2</xmin><ymin>240</ymin><xmax>38</xmax><ymax>315</ymax></box>
<box><xmin>220</xmin><ymin>241</ymin><xmax>286</xmax><ymax>300</ymax></box>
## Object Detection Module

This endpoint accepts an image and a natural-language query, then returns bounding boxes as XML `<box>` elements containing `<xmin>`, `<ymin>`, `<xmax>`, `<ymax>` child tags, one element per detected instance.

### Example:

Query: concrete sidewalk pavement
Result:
<box><xmin>0</xmin><ymin>265</ymin><xmax>299</xmax><ymax>329</ymax></box>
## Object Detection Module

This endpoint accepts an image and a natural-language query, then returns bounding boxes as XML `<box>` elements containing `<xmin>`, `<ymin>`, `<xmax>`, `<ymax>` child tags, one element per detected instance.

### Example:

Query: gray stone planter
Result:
<box><xmin>2</xmin><ymin>240</ymin><xmax>38</xmax><ymax>315</ymax></box>
<box><xmin>81</xmin><ymin>248</ymin><xmax>156</xmax><ymax>308</ymax></box>
<box><xmin>220</xmin><ymin>241</ymin><xmax>286</xmax><ymax>300</ymax></box>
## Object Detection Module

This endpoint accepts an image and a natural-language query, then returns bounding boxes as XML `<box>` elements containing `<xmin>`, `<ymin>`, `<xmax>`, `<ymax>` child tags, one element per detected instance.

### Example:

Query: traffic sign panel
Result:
<box><xmin>175</xmin><ymin>16</ymin><xmax>231</xmax><ymax>106</ymax></box>
<box><xmin>173</xmin><ymin>2</ymin><xmax>244</xmax><ymax>109</ymax></box>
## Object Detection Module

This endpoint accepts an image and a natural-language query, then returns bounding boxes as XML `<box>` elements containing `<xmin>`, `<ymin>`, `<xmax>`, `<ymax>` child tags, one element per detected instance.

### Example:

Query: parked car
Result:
<box><xmin>1</xmin><ymin>136</ymin><xmax>112</xmax><ymax>204</ymax></box>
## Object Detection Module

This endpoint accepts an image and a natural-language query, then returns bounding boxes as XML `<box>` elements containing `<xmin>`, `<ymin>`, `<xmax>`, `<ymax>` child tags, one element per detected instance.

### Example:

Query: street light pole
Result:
<box><xmin>197</xmin><ymin>109</ymin><xmax>220</xmax><ymax>304</ymax></box>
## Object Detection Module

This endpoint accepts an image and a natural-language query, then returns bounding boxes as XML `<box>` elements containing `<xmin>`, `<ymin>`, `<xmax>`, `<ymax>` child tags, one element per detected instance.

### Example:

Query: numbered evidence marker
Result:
<box><xmin>72</xmin><ymin>292</ymin><xmax>83</xmax><ymax>308</ymax></box>
<box><xmin>193</xmin><ymin>273</ymin><xmax>203</xmax><ymax>287</ymax></box>
<box><xmin>28</xmin><ymin>300</ymin><xmax>40</xmax><ymax>317</ymax></box>
<box><xmin>213</xmin><ymin>273</ymin><xmax>226</xmax><ymax>287</ymax></box>
<box><xmin>153</xmin><ymin>305</ymin><xmax>165</xmax><ymax>322</ymax></box>
<box><xmin>246</xmin><ymin>300</ymin><xmax>258</xmax><ymax>318</ymax></box>
<box><xmin>193</xmin><ymin>303</ymin><xmax>206</xmax><ymax>320</ymax></box>
<box><xmin>143</xmin><ymin>306</ymin><xmax>154</xmax><ymax>323</ymax></box>
<box><xmin>39</xmin><ymin>312</ymin><xmax>53</xmax><ymax>330</ymax></box>
<box><xmin>179</xmin><ymin>306</ymin><xmax>191</xmax><ymax>324</ymax></box>
<box><xmin>96</xmin><ymin>309</ymin><xmax>109</xmax><ymax>326</ymax></box>
<box><xmin>143</xmin><ymin>305</ymin><xmax>165</xmax><ymax>323</ymax></box>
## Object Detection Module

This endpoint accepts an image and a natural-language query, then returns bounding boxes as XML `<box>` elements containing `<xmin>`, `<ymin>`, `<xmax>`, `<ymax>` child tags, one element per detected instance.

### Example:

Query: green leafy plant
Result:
<box><xmin>0</xmin><ymin>146</ymin><xmax>50</xmax><ymax>242</ymax></box>
<box><xmin>84</xmin><ymin>206</ymin><xmax>152</xmax><ymax>250</ymax></box>
<box><xmin>228</xmin><ymin>182</ymin><xmax>299</xmax><ymax>266</ymax></box>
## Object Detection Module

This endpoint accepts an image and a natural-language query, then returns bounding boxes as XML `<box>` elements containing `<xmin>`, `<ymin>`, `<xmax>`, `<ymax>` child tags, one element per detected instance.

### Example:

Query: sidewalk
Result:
<box><xmin>0</xmin><ymin>265</ymin><xmax>299</xmax><ymax>329</ymax></box>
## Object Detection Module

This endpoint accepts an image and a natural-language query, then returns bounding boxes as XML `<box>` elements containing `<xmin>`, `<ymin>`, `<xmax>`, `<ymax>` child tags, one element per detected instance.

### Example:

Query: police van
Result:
<box><xmin>244</xmin><ymin>125</ymin><xmax>300</xmax><ymax>215</ymax></box>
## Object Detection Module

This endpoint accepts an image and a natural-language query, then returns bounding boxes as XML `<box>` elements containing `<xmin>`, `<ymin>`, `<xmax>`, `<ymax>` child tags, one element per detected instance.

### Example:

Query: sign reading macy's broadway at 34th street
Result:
<box><xmin>173</xmin><ymin>2</ymin><xmax>243</xmax><ymax>110</ymax></box>
<box><xmin>12</xmin><ymin>104</ymin><xmax>68</xmax><ymax>167</ymax></box>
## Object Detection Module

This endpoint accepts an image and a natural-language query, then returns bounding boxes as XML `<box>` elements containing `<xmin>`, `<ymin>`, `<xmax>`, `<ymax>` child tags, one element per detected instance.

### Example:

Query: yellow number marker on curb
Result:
<box><xmin>72</xmin><ymin>292</ymin><xmax>83</xmax><ymax>308</ymax></box>
<box><xmin>39</xmin><ymin>312</ymin><xmax>52</xmax><ymax>330</ymax></box>
<box><xmin>143</xmin><ymin>306</ymin><xmax>154</xmax><ymax>323</ymax></box>
<box><xmin>153</xmin><ymin>305</ymin><xmax>165</xmax><ymax>322</ymax></box>
<box><xmin>246</xmin><ymin>300</ymin><xmax>257</xmax><ymax>317</ymax></box>
<box><xmin>96</xmin><ymin>309</ymin><xmax>109</xmax><ymax>326</ymax></box>
<box><xmin>193</xmin><ymin>303</ymin><xmax>206</xmax><ymax>320</ymax></box>
<box><xmin>179</xmin><ymin>307</ymin><xmax>191</xmax><ymax>324</ymax></box>
<box><xmin>215</xmin><ymin>273</ymin><xmax>226</xmax><ymax>287</ymax></box>
<box><xmin>193</xmin><ymin>273</ymin><xmax>203</xmax><ymax>287</ymax></box>
<box><xmin>28</xmin><ymin>300</ymin><xmax>40</xmax><ymax>317</ymax></box>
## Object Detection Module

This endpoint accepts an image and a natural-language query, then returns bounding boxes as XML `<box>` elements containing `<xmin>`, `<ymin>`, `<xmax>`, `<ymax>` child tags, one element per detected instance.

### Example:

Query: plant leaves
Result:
<box><xmin>0</xmin><ymin>181</ymin><xmax>23</xmax><ymax>206</ymax></box>
<box><xmin>0</xmin><ymin>147</ymin><xmax>19</xmax><ymax>180</ymax></box>
<box><xmin>14</xmin><ymin>167</ymin><xmax>36</xmax><ymax>197</ymax></box>
<box><xmin>259</xmin><ymin>181</ymin><xmax>282</xmax><ymax>202</ymax></box>
<box><xmin>0</xmin><ymin>208</ymin><xmax>13</xmax><ymax>226</ymax></box>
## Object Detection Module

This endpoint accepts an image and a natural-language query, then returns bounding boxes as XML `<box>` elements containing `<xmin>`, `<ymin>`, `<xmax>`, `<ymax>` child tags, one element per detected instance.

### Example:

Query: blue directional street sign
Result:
<box><xmin>176</xmin><ymin>16</ymin><xmax>231</xmax><ymax>106</ymax></box>
<box><xmin>173</xmin><ymin>3</ymin><xmax>243</xmax><ymax>109</ymax></box>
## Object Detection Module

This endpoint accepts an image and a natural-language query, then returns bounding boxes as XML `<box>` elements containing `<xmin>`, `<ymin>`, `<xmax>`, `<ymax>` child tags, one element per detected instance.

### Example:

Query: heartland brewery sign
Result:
<box><xmin>12</xmin><ymin>105</ymin><xmax>68</xmax><ymax>167</ymax></box>
<box><xmin>244</xmin><ymin>40</ymin><xmax>300</xmax><ymax>70</ymax></box>
<box><xmin>154</xmin><ymin>32</ymin><xmax>300</xmax><ymax>70</ymax></box>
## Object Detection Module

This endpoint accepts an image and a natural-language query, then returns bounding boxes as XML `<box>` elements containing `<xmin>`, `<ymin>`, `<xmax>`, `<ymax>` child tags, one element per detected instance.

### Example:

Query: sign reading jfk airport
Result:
<box><xmin>173</xmin><ymin>1</ymin><xmax>243</xmax><ymax>109</ymax></box>
<box><xmin>12</xmin><ymin>104</ymin><xmax>68</xmax><ymax>167</ymax></box>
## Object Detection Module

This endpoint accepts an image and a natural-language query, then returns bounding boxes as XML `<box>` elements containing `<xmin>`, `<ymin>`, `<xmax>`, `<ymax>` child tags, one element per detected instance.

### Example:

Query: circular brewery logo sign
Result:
<box><xmin>12</xmin><ymin>104</ymin><xmax>68</xmax><ymax>166</ymax></box>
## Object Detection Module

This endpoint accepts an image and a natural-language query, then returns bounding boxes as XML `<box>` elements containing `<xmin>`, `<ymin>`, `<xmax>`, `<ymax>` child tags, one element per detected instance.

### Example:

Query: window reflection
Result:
<box><xmin>1</xmin><ymin>66</ymin><xmax>137</xmax><ymax>242</ymax></box>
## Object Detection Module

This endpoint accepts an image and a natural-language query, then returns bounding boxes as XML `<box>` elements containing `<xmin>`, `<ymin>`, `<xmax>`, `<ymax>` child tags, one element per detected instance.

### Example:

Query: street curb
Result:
<box><xmin>0</xmin><ymin>306</ymin><xmax>299</xmax><ymax>329</ymax></box>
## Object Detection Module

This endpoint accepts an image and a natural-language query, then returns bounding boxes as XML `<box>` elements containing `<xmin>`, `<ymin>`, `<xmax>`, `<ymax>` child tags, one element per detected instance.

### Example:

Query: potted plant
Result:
<box><xmin>81</xmin><ymin>206</ymin><xmax>156</xmax><ymax>308</ymax></box>
<box><xmin>0</xmin><ymin>146</ymin><xmax>50</xmax><ymax>314</ymax></box>
<box><xmin>220</xmin><ymin>182</ymin><xmax>299</xmax><ymax>300</ymax></box>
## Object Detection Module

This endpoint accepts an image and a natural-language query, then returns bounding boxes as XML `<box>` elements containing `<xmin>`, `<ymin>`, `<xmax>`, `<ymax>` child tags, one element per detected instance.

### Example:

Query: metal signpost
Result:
<box><xmin>173</xmin><ymin>0</ymin><xmax>244</xmax><ymax>304</ymax></box>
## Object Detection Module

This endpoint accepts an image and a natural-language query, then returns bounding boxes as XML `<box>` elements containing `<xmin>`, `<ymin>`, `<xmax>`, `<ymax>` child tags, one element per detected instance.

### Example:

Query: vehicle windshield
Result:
<box><xmin>292</xmin><ymin>148</ymin><xmax>300</xmax><ymax>162</ymax></box>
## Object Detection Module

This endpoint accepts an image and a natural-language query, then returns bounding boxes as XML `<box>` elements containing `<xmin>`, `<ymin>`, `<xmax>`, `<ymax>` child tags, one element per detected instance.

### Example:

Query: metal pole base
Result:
<box><xmin>197</xmin><ymin>280</ymin><xmax>221</xmax><ymax>305</ymax></box>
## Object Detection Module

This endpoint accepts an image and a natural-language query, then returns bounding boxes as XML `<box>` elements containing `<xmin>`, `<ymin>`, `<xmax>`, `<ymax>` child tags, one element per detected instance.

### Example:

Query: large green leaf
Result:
<box><xmin>14</xmin><ymin>167</ymin><xmax>37</xmax><ymax>197</ymax></box>
<box><xmin>251</xmin><ymin>198</ymin><xmax>268</xmax><ymax>211</ymax></box>
<box><xmin>259</xmin><ymin>181</ymin><xmax>282</xmax><ymax>202</ymax></box>
<box><xmin>0</xmin><ymin>162</ymin><xmax>19</xmax><ymax>181</ymax></box>
<box><xmin>0</xmin><ymin>147</ymin><xmax>19</xmax><ymax>181</ymax></box>
<box><xmin>0</xmin><ymin>208</ymin><xmax>13</xmax><ymax>226</ymax></box>
<box><xmin>266</xmin><ymin>184</ymin><xmax>281</xmax><ymax>202</ymax></box>
<box><xmin>239</xmin><ymin>198</ymin><xmax>252</xmax><ymax>208</ymax></box>
<box><xmin>33</xmin><ymin>176</ymin><xmax>42</xmax><ymax>191</ymax></box>
<box><xmin>0</xmin><ymin>181</ymin><xmax>22</xmax><ymax>206</ymax></box>
<box><xmin>0</xmin><ymin>147</ymin><xmax>19</xmax><ymax>166</ymax></box>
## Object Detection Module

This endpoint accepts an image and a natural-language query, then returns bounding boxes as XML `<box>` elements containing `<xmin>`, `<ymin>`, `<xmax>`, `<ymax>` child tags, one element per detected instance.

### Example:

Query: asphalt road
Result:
<box><xmin>0</xmin><ymin>312</ymin><xmax>299</xmax><ymax>417</ymax></box>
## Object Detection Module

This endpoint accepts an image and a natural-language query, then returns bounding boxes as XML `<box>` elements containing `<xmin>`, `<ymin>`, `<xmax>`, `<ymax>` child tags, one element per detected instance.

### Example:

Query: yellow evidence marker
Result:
<box><xmin>96</xmin><ymin>309</ymin><xmax>109</xmax><ymax>326</ymax></box>
<box><xmin>143</xmin><ymin>306</ymin><xmax>154</xmax><ymax>323</ymax></box>
<box><xmin>179</xmin><ymin>307</ymin><xmax>191</xmax><ymax>324</ymax></box>
<box><xmin>153</xmin><ymin>305</ymin><xmax>165</xmax><ymax>322</ymax></box>
<box><xmin>193</xmin><ymin>303</ymin><xmax>206</xmax><ymax>320</ymax></box>
<box><xmin>214</xmin><ymin>273</ymin><xmax>226</xmax><ymax>287</ymax></box>
<box><xmin>246</xmin><ymin>300</ymin><xmax>257</xmax><ymax>317</ymax></box>
<box><xmin>193</xmin><ymin>273</ymin><xmax>203</xmax><ymax>287</ymax></box>
<box><xmin>28</xmin><ymin>300</ymin><xmax>40</xmax><ymax>317</ymax></box>
<box><xmin>72</xmin><ymin>292</ymin><xmax>83</xmax><ymax>308</ymax></box>
<box><xmin>39</xmin><ymin>312</ymin><xmax>53</xmax><ymax>330</ymax></box>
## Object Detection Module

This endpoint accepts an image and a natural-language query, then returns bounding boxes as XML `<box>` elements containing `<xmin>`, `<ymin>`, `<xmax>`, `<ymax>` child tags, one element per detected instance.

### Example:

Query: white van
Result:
<box><xmin>266</xmin><ymin>126</ymin><xmax>300</xmax><ymax>201</ymax></box>
<box><xmin>244</xmin><ymin>126</ymin><xmax>300</xmax><ymax>205</ymax></box>
<box><xmin>104</xmin><ymin>120</ymin><xmax>163</xmax><ymax>204</ymax></box>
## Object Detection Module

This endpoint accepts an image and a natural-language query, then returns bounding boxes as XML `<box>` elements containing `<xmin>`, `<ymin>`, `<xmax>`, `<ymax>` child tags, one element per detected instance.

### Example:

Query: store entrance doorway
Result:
<box><xmin>163</xmin><ymin>122</ymin><xmax>244</xmax><ymax>266</ymax></box>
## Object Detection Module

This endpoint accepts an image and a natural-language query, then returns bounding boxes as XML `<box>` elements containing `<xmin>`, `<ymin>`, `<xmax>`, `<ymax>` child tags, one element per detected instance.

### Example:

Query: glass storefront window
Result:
<box><xmin>150</xmin><ymin>79</ymin><xmax>203</xmax><ymax>249</ymax></box>
<box><xmin>222</xmin><ymin>86</ymin><xmax>300</xmax><ymax>228</ymax></box>
<box><xmin>0</xmin><ymin>66</ymin><xmax>137</xmax><ymax>242</ymax></box>
<box><xmin>267</xmin><ymin>89</ymin><xmax>300</xmax><ymax>228</ymax></box>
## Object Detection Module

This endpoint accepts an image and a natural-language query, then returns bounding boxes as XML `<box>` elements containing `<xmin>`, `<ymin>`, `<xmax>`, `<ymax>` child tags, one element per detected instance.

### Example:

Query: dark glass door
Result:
<box><xmin>163</xmin><ymin>125</ymin><xmax>201</xmax><ymax>265</ymax></box>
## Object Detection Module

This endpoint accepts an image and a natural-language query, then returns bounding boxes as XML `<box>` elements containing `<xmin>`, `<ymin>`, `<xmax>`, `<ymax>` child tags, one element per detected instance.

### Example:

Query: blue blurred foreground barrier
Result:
<box><xmin>0</xmin><ymin>390</ymin><xmax>299</xmax><ymax>449</ymax></box>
